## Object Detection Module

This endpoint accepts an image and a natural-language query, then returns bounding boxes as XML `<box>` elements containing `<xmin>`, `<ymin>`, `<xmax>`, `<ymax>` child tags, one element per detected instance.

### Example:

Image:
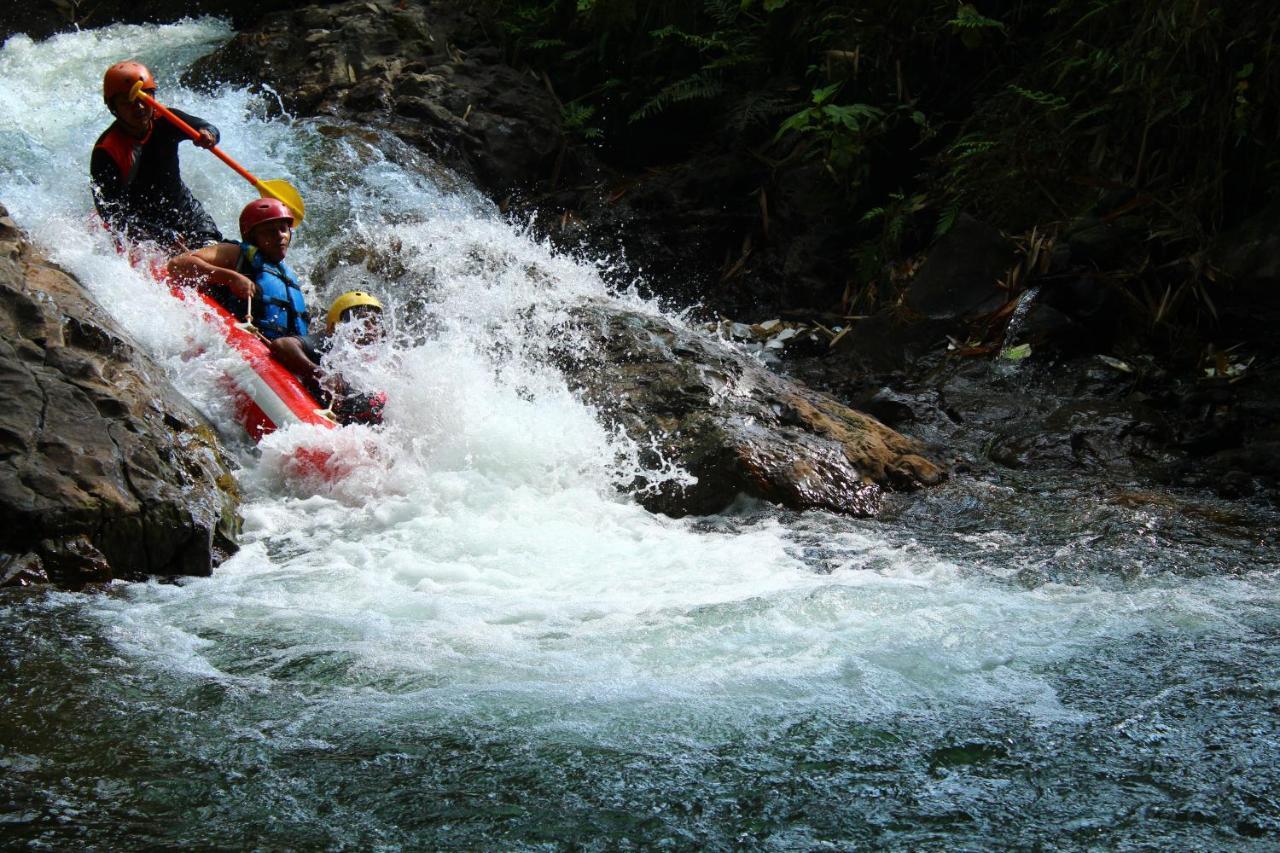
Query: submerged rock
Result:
<box><xmin>556</xmin><ymin>302</ymin><xmax>943</xmax><ymax>516</ymax></box>
<box><xmin>0</xmin><ymin>207</ymin><xmax>239</xmax><ymax>589</ymax></box>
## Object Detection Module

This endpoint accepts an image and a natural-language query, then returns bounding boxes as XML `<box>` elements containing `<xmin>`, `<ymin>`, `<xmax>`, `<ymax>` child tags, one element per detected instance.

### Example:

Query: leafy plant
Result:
<box><xmin>774</xmin><ymin>83</ymin><xmax>886</xmax><ymax>186</ymax></box>
<box><xmin>562</xmin><ymin>101</ymin><xmax>604</xmax><ymax>140</ymax></box>
<box><xmin>948</xmin><ymin>3</ymin><xmax>1005</xmax><ymax>49</ymax></box>
<box><xmin>853</xmin><ymin>190</ymin><xmax>928</xmax><ymax>306</ymax></box>
<box><xmin>485</xmin><ymin>0</ymin><xmax>1280</xmax><ymax>341</ymax></box>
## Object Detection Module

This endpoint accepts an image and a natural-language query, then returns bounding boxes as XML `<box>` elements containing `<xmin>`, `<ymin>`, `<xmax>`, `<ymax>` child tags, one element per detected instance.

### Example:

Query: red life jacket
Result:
<box><xmin>93</xmin><ymin>122</ymin><xmax>153</xmax><ymax>185</ymax></box>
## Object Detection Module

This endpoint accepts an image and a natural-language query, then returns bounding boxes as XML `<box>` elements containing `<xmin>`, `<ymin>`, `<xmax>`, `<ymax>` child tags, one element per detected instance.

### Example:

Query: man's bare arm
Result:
<box><xmin>167</xmin><ymin>243</ymin><xmax>256</xmax><ymax>300</ymax></box>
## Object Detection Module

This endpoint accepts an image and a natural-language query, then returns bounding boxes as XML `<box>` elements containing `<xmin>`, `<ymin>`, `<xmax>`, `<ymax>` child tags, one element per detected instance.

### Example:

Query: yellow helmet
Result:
<box><xmin>326</xmin><ymin>290</ymin><xmax>384</xmax><ymax>333</ymax></box>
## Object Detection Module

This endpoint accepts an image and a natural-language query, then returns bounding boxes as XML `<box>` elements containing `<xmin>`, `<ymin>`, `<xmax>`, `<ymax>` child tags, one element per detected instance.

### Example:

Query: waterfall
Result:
<box><xmin>2</xmin><ymin>19</ymin><xmax>1277</xmax><ymax>848</ymax></box>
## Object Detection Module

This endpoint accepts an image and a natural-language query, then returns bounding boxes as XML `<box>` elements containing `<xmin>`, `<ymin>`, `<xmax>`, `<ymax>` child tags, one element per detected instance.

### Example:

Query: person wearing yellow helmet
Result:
<box><xmin>324</xmin><ymin>291</ymin><xmax>385</xmax><ymax>339</ymax></box>
<box><xmin>91</xmin><ymin>59</ymin><xmax>223</xmax><ymax>252</ymax></box>
<box><xmin>269</xmin><ymin>290</ymin><xmax>387</xmax><ymax>425</ymax></box>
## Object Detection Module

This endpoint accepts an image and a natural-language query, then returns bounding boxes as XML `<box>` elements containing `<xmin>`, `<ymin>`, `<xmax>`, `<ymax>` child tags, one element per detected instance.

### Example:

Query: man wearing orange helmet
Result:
<box><xmin>91</xmin><ymin>60</ymin><xmax>223</xmax><ymax>252</ymax></box>
<box><xmin>167</xmin><ymin>197</ymin><xmax>309</xmax><ymax>340</ymax></box>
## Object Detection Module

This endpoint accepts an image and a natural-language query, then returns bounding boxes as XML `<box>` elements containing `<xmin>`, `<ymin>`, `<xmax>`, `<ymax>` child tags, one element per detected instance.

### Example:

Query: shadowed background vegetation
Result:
<box><xmin>483</xmin><ymin>0</ymin><xmax>1280</xmax><ymax>355</ymax></box>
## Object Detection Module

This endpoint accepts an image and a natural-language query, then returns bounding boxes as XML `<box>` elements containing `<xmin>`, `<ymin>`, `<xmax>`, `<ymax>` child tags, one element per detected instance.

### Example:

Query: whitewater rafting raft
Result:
<box><xmin>147</xmin><ymin>259</ymin><xmax>338</xmax><ymax>440</ymax></box>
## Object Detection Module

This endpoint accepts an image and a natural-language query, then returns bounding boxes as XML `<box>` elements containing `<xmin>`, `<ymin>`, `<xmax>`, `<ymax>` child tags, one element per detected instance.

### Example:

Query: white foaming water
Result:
<box><xmin>2</xmin><ymin>21</ymin><xmax>1272</xmax><ymax>739</ymax></box>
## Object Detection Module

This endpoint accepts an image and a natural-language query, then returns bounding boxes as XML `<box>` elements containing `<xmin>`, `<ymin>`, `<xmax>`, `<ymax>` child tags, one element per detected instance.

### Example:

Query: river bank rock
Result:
<box><xmin>902</xmin><ymin>215</ymin><xmax>1014</xmax><ymax>321</ymax></box>
<box><xmin>786</xmin><ymin>343</ymin><xmax>1280</xmax><ymax>506</ymax></box>
<box><xmin>0</xmin><ymin>207</ymin><xmax>239</xmax><ymax>589</ymax></box>
<box><xmin>556</xmin><ymin>302</ymin><xmax>943</xmax><ymax>516</ymax></box>
<box><xmin>185</xmin><ymin>0</ymin><xmax>562</xmax><ymax>198</ymax></box>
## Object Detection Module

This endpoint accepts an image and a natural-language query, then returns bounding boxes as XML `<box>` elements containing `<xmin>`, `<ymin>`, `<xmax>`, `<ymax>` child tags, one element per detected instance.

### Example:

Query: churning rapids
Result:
<box><xmin>2</xmin><ymin>20</ymin><xmax>1279</xmax><ymax>849</ymax></box>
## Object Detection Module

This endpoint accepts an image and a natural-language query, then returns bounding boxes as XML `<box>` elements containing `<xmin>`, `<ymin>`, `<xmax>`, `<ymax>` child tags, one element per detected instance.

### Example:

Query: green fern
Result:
<box><xmin>649</xmin><ymin>25</ymin><xmax>732</xmax><ymax>53</ymax></box>
<box><xmin>948</xmin><ymin>4</ymin><xmax>1006</xmax><ymax>31</ymax></box>
<box><xmin>630</xmin><ymin>72</ymin><xmax>727</xmax><ymax>123</ymax></box>
<box><xmin>934</xmin><ymin>202</ymin><xmax>962</xmax><ymax>239</ymax></box>
<box><xmin>1007</xmin><ymin>84</ymin><xmax>1068</xmax><ymax>110</ymax></box>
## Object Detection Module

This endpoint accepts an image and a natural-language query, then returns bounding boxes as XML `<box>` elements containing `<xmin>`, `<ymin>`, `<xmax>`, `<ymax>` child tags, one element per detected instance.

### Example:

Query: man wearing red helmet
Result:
<box><xmin>91</xmin><ymin>60</ymin><xmax>223</xmax><ymax>252</ymax></box>
<box><xmin>169</xmin><ymin>205</ymin><xmax>386</xmax><ymax>425</ymax></box>
<box><xmin>167</xmin><ymin>198</ymin><xmax>309</xmax><ymax>341</ymax></box>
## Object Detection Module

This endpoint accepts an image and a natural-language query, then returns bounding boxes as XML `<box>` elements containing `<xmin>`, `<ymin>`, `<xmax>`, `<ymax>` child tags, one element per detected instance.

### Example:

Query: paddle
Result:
<box><xmin>129</xmin><ymin>80</ymin><xmax>306</xmax><ymax>224</ymax></box>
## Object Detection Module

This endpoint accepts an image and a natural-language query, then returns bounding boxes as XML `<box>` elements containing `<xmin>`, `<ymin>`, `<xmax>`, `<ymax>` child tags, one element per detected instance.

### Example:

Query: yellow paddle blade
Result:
<box><xmin>255</xmin><ymin>179</ymin><xmax>306</xmax><ymax>225</ymax></box>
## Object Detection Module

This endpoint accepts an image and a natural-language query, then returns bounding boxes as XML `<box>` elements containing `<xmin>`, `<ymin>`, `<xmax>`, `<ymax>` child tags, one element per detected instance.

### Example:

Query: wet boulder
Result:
<box><xmin>0</xmin><ymin>207</ymin><xmax>239</xmax><ymax>589</ymax></box>
<box><xmin>555</xmin><ymin>302</ymin><xmax>944</xmax><ymax>517</ymax></box>
<box><xmin>1001</xmin><ymin>277</ymin><xmax>1127</xmax><ymax>355</ymax></box>
<box><xmin>1217</xmin><ymin>199</ymin><xmax>1280</xmax><ymax>289</ymax></box>
<box><xmin>830</xmin><ymin>311</ymin><xmax>955</xmax><ymax>375</ymax></box>
<box><xmin>903</xmin><ymin>215</ymin><xmax>1016</xmax><ymax>321</ymax></box>
<box><xmin>186</xmin><ymin>0</ymin><xmax>562</xmax><ymax>197</ymax></box>
<box><xmin>828</xmin><ymin>216</ymin><xmax>1017</xmax><ymax>374</ymax></box>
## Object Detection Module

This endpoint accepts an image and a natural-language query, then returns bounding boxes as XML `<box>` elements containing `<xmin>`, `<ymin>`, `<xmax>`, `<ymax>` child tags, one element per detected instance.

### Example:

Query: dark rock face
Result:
<box><xmin>556</xmin><ymin>303</ymin><xmax>944</xmax><ymax>517</ymax></box>
<box><xmin>0</xmin><ymin>208</ymin><xmax>239</xmax><ymax>589</ymax></box>
<box><xmin>185</xmin><ymin>0</ymin><xmax>563</xmax><ymax>198</ymax></box>
<box><xmin>1213</xmin><ymin>200</ymin><xmax>1280</xmax><ymax>350</ymax></box>
<box><xmin>903</xmin><ymin>215</ymin><xmax>1015</xmax><ymax>321</ymax></box>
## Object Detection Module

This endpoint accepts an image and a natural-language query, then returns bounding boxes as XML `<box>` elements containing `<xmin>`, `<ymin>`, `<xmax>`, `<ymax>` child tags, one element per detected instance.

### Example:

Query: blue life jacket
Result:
<box><xmin>237</xmin><ymin>241</ymin><xmax>309</xmax><ymax>340</ymax></box>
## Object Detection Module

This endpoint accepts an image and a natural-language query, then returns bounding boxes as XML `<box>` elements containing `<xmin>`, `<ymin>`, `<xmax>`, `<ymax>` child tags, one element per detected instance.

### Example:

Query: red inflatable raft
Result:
<box><xmin>154</xmin><ymin>263</ymin><xmax>366</xmax><ymax>483</ymax></box>
<box><xmin>188</xmin><ymin>292</ymin><xmax>336</xmax><ymax>439</ymax></box>
<box><xmin>117</xmin><ymin>238</ymin><xmax>337</xmax><ymax>441</ymax></box>
<box><xmin>153</xmin><ymin>263</ymin><xmax>337</xmax><ymax>440</ymax></box>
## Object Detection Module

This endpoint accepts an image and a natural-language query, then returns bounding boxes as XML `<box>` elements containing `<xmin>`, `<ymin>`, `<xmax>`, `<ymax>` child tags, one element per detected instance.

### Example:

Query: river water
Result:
<box><xmin>2</xmin><ymin>20</ymin><xmax>1278</xmax><ymax>849</ymax></box>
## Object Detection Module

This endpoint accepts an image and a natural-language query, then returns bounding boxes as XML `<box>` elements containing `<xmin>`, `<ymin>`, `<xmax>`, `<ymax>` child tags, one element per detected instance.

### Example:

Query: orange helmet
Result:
<box><xmin>239</xmin><ymin>198</ymin><xmax>295</xmax><ymax>241</ymax></box>
<box><xmin>103</xmin><ymin>60</ymin><xmax>156</xmax><ymax>105</ymax></box>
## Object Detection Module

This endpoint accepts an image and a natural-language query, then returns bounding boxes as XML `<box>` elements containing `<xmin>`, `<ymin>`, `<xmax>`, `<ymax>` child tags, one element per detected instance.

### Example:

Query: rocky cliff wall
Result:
<box><xmin>0</xmin><ymin>206</ymin><xmax>239</xmax><ymax>588</ymax></box>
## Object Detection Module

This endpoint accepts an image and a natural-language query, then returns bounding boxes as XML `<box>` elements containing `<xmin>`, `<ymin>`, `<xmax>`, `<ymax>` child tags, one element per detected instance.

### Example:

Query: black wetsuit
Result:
<box><xmin>90</xmin><ymin>110</ymin><xmax>223</xmax><ymax>252</ymax></box>
<box><xmin>297</xmin><ymin>332</ymin><xmax>331</xmax><ymax>366</ymax></box>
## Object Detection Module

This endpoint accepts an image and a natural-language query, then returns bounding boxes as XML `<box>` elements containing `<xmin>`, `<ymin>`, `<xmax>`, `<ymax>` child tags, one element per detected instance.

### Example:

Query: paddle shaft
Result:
<box><xmin>132</xmin><ymin>89</ymin><xmax>263</xmax><ymax>188</ymax></box>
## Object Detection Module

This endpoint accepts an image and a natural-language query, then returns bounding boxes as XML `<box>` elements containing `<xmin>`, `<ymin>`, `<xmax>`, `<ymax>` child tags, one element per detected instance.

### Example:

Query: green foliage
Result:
<box><xmin>773</xmin><ymin>84</ymin><xmax>887</xmax><ymax>189</ymax></box>
<box><xmin>930</xmin><ymin>0</ymin><xmax>1280</xmax><ymax>328</ymax></box>
<box><xmin>625</xmin><ymin>2</ymin><xmax>769</xmax><ymax>123</ymax></box>
<box><xmin>775</xmin><ymin>84</ymin><xmax>883</xmax><ymax>140</ymax></box>
<box><xmin>1006</xmin><ymin>85</ymin><xmax>1067</xmax><ymax>111</ymax></box>
<box><xmin>486</xmin><ymin>0</ymin><xmax>1280</xmax><ymax>331</ymax></box>
<box><xmin>562</xmin><ymin>101</ymin><xmax>604</xmax><ymax>140</ymax></box>
<box><xmin>933</xmin><ymin>200</ymin><xmax>962</xmax><ymax>240</ymax></box>
<box><xmin>948</xmin><ymin>3</ymin><xmax>1005</xmax><ymax>49</ymax></box>
<box><xmin>948</xmin><ymin>4</ymin><xmax>1004</xmax><ymax>31</ymax></box>
<box><xmin>487</xmin><ymin>0</ymin><xmax>864</xmax><ymax>135</ymax></box>
<box><xmin>856</xmin><ymin>190</ymin><xmax>927</xmax><ymax>296</ymax></box>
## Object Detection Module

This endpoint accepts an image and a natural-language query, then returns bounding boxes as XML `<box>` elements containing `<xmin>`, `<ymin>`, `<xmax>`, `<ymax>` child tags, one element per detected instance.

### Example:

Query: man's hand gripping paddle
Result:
<box><xmin>129</xmin><ymin>81</ymin><xmax>306</xmax><ymax>224</ymax></box>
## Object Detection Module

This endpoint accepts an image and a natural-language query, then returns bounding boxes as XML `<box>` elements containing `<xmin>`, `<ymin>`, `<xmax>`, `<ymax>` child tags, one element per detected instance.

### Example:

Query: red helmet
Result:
<box><xmin>103</xmin><ymin>60</ymin><xmax>156</xmax><ymax>105</ymax></box>
<box><xmin>239</xmin><ymin>198</ymin><xmax>295</xmax><ymax>241</ymax></box>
